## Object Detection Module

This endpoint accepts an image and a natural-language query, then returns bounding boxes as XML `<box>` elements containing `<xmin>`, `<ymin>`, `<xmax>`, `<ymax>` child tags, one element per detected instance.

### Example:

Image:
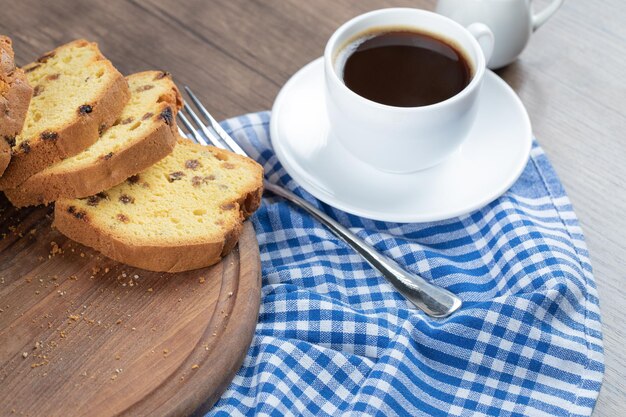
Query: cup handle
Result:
<box><xmin>466</xmin><ymin>23</ymin><xmax>495</xmax><ymax>65</ymax></box>
<box><xmin>531</xmin><ymin>0</ymin><xmax>564</xmax><ymax>31</ymax></box>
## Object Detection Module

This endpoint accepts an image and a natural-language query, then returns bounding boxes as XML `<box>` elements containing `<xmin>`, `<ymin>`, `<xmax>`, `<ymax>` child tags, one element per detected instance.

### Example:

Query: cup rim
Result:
<box><xmin>324</xmin><ymin>7</ymin><xmax>487</xmax><ymax>112</ymax></box>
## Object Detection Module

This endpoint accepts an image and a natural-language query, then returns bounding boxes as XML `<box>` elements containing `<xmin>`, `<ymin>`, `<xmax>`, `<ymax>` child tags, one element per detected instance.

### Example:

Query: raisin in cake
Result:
<box><xmin>0</xmin><ymin>39</ymin><xmax>129</xmax><ymax>189</ymax></box>
<box><xmin>0</xmin><ymin>35</ymin><xmax>33</xmax><ymax>176</ymax></box>
<box><xmin>6</xmin><ymin>71</ymin><xmax>182</xmax><ymax>207</ymax></box>
<box><xmin>54</xmin><ymin>137</ymin><xmax>264</xmax><ymax>272</ymax></box>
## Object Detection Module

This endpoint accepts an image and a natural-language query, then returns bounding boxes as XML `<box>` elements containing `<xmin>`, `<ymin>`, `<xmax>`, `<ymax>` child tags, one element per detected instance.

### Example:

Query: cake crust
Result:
<box><xmin>54</xmin><ymin>140</ymin><xmax>264</xmax><ymax>273</ymax></box>
<box><xmin>53</xmin><ymin>188</ymin><xmax>262</xmax><ymax>273</ymax></box>
<box><xmin>0</xmin><ymin>39</ymin><xmax>130</xmax><ymax>189</ymax></box>
<box><xmin>0</xmin><ymin>35</ymin><xmax>33</xmax><ymax>176</ymax></box>
<box><xmin>5</xmin><ymin>71</ymin><xmax>182</xmax><ymax>207</ymax></box>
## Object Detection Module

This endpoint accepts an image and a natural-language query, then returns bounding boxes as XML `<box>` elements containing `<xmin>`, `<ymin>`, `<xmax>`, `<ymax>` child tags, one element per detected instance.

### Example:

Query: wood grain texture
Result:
<box><xmin>0</xmin><ymin>195</ymin><xmax>261</xmax><ymax>416</ymax></box>
<box><xmin>0</xmin><ymin>0</ymin><xmax>624</xmax><ymax>415</ymax></box>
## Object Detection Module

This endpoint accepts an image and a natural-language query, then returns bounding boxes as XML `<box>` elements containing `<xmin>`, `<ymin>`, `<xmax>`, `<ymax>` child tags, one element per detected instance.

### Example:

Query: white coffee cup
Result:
<box><xmin>324</xmin><ymin>8</ymin><xmax>494</xmax><ymax>173</ymax></box>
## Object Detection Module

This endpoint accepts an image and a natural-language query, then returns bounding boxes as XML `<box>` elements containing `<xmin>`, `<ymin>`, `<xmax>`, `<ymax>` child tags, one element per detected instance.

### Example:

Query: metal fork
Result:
<box><xmin>177</xmin><ymin>87</ymin><xmax>462</xmax><ymax>318</ymax></box>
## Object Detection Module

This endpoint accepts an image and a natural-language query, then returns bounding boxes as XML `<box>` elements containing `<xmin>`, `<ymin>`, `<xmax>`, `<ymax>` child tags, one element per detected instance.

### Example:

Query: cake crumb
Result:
<box><xmin>22</xmin><ymin>352</ymin><xmax>28</xmax><ymax>358</ymax></box>
<box><xmin>191</xmin><ymin>364</ymin><xmax>199</xmax><ymax>370</ymax></box>
<box><xmin>49</xmin><ymin>241</ymin><xmax>62</xmax><ymax>256</ymax></box>
<box><xmin>31</xmin><ymin>361</ymin><xmax>48</xmax><ymax>368</ymax></box>
<box><xmin>198</xmin><ymin>277</ymin><xmax>205</xmax><ymax>284</ymax></box>
<box><xmin>68</xmin><ymin>314</ymin><xmax>80</xmax><ymax>321</ymax></box>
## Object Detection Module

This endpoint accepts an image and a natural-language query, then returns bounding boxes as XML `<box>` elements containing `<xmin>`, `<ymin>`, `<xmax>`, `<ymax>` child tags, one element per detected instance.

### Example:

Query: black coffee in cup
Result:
<box><xmin>339</xmin><ymin>29</ymin><xmax>472</xmax><ymax>107</ymax></box>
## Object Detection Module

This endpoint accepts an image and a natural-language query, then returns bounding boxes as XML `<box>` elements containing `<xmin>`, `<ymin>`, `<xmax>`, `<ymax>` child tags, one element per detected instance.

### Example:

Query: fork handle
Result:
<box><xmin>263</xmin><ymin>181</ymin><xmax>462</xmax><ymax>318</ymax></box>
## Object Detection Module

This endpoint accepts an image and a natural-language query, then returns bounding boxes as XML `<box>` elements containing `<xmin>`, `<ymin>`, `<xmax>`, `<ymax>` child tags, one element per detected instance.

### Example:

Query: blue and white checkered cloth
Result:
<box><xmin>208</xmin><ymin>112</ymin><xmax>604</xmax><ymax>417</ymax></box>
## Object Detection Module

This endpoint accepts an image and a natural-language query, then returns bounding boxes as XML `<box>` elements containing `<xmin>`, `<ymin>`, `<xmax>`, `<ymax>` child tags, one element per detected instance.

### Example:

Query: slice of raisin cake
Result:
<box><xmin>0</xmin><ymin>39</ymin><xmax>129</xmax><ymax>189</ymax></box>
<box><xmin>6</xmin><ymin>71</ymin><xmax>182</xmax><ymax>207</ymax></box>
<box><xmin>0</xmin><ymin>35</ymin><xmax>33</xmax><ymax>176</ymax></box>
<box><xmin>54</xmin><ymin>137</ymin><xmax>264</xmax><ymax>272</ymax></box>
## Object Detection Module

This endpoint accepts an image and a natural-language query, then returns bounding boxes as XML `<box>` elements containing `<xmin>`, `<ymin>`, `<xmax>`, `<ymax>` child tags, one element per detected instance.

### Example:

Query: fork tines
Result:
<box><xmin>177</xmin><ymin>87</ymin><xmax>248</xmax><ymax>158</ymax></box>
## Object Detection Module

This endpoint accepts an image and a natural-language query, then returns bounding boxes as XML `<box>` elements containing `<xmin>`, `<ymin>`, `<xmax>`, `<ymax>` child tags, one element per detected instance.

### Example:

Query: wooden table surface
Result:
<box><xmin>1</xmin><ymin>0</ymin><xmax>624</xmax><ymax>415</ymax></box>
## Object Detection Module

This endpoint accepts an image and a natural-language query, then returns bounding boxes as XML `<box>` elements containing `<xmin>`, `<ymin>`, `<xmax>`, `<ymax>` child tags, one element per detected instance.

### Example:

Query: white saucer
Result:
<box><xmin>270</xmin><ymin>58</ymin><xmax>532</xmax><ymax>223</ymax></box>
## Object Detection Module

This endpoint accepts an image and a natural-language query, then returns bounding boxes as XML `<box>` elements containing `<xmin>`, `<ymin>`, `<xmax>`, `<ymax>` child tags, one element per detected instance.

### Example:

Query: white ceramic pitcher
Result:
<box><xmin>435</xmin><ymin>0</ymin><xmax>564</xmax><ymax>69</ymax></box>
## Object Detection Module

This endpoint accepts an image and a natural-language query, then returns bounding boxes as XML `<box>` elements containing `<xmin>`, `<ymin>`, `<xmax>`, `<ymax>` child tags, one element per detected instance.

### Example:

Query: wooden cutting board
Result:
<box><xmin>0</xmin><ymin>195</ymin><xmax>261</xmax><ymax>417</ymax></box>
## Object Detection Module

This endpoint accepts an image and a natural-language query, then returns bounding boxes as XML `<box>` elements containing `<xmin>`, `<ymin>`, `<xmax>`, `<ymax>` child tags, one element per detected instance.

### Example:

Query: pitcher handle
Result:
<box><xmin>532</xmin><ymin>0</ymin><xmax>564</xmax><ymax>31</ymax></box>
<box><xmin>466</xmin><ymin>23</ymin><xmax>494</xmax><ymax>64</ymax></box>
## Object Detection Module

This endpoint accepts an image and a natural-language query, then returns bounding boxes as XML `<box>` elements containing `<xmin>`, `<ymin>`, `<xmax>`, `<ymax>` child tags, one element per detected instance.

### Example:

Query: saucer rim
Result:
<box><xmin>270</xmin><ymin>57</ymin><xmax>532</xmax><ymax>223</ymax></box>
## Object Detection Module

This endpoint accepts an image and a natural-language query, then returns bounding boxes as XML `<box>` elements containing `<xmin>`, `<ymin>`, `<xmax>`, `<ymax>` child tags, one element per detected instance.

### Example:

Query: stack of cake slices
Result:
<box><xmin>0</xmin><ymin>37</ymin><xmax>263</xmax><ymax>272</ymax></box>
